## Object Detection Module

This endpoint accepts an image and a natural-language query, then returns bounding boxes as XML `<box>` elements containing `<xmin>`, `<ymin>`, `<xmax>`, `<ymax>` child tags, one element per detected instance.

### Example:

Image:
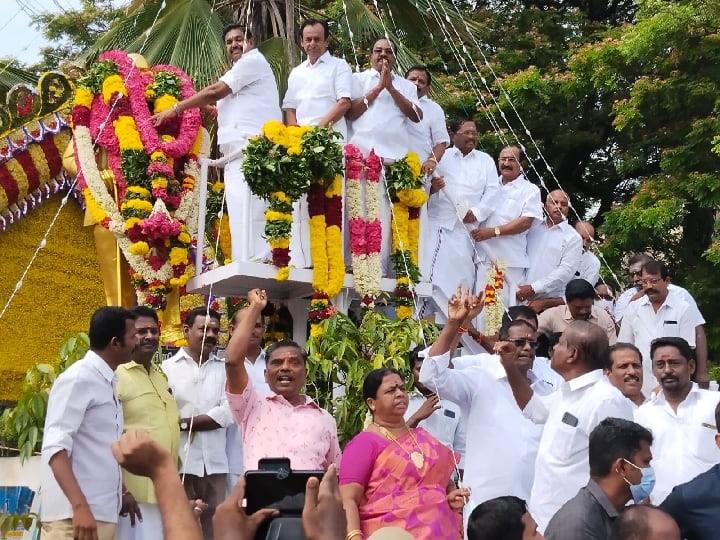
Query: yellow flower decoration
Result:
<box><xmin>169</xmin><ymin>247</ymin><xmax>189</xmax><ymax>266</ymax></box>
<box><xmin>265</xmin><ymin>210</ymin><xmax>293</xmax><ymax>222</ymax></box>
<box><xmin>129</xmin><ymin>241</ymin><xmax>150</xmax><ymax>256</ymax></box>
<box><xmin>154</xmin><ymin>94</ymin><xmax>178</xmax><ymax>114</ymax></box>
<box><xmin>102</xmin><ymin>74</ymin><xmax>127</xmax><ymax>104</ymax></box>
<box><xmin>75</xmin><ymin>87</ymin><xmax>94</xmax><ymax>108</ymax></box>
<box><xmin>276</xmin><ymin>267</ymin><xmax>290</xmax><ymax>281</ymax></box>
<box><xmin>113</xmin><ymin>116</ymin><xmax>144</xmax><ymax>151</ymax></box>
<box><xmin>406</xmin><ymin>151</ymin><xmax>422</xmax><ymax>179</ymax></box>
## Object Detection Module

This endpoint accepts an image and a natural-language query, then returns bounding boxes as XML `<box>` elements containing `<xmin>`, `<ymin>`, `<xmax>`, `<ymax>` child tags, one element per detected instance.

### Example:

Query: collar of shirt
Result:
<box><xmin>304</xmin><ymin>50</ymin><xmax>331</xmax><ymax>67</ymax></box>
<box><xmin>561</xmin><ymin>306</ymin><xmax>600</xmax><ymax>323</ymax></box>
<box><xmin>638</xmin><ymin>292</ymin><xmax>675</xmax><ymax>310</ymax></box>
<box><xmin>565</xmin><ymin>369</ymin><xmax>604</xmax><ymax>392</ymax></box>
<box><xmin>367</xmin><ymin>67</ymin><xmax>401</xmax><ymax>81</ymax></box>
<box><xmin>86</xmin><ymin>350</ymin><xmax>117</xmax><ymax>385</ymax></box>
<box><xmin>586</xmin><ymin>479</ymin><xmax>620</xmax><ymax>518</ymax></box>
<box><xmin>171</xmin><ymin>347</ymin><xmax>220</xmax><ymax>365</ymax></box>
<box><xmin>265</xmin><ymin>392</ymin><xmax>322</xmax><ymax>410</ymax></box>
<box><xmin>649</xmin><ymin>382</ymin><xmax>700</xmax><ymax>406</ymax></box>
<box><xmin>498</xmin><ymin>172</ymin><xmax>528</xmax><ymax>187</ymax></box>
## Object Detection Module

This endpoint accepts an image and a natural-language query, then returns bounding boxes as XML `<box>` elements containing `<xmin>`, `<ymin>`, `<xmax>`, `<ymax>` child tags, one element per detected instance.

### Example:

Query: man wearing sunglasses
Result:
<box><xmin>419</xmin><ymin>292</ymin><xmax>559</xmax><ymax>510</ymax></box>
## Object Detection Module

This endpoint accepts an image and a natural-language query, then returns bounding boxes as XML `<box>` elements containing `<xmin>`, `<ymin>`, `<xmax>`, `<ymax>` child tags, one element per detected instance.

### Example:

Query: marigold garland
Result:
<box><xmin>72</xmin><ymin>50</ymin><xmax>202</xmax><ymax>310</ymax></box>
<box><xmin>385</xmin><ymin>152</ymin><xmax>426</xmax><ymax>319</ymax></box>
<box><xmin>484</xmin><ymin>262</ymin><xmax>507</xmax><ymax>334</ymax></box>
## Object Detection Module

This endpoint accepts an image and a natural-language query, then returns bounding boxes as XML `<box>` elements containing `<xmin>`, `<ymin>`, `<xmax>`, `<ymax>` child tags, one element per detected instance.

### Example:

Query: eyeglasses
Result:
<box><xmin>512</xmin><ymin>339</ymin><xmax>539</xmax><ymax>349</ymax></box>
<box><xmin>641</xmin><ymin>277</ymin><xmax>662</xmax><ymax>286</ymax></box>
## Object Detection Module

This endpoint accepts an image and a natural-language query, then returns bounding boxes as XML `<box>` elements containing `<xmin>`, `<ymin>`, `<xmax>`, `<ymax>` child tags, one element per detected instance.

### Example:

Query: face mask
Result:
<box><xmin>595</xmin><ymin>299</ymin><xmax>614</xmax><ymax>313</ymax></box>
<box><xmin>621</xmin><ymin>459</ymin><xmax>655</xmax><ymax>503</ymax></box>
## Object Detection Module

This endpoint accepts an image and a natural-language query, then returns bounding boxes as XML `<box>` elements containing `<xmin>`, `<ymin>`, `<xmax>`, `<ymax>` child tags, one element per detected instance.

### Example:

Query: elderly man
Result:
<box><xmin>634</xmin><ymin>337</ymin><xmax>720</xmax><ymax>504</ymax></box>
<box><xmin>116</xmin><ymin>306</ymin><xmax>180</xmax><ymax>540</ymax></box>
<box><xmin>472</xmin><ymin>144</ymin><xmax>543</xmax><ymax>316</ymax></box>
<box><xmin>153</xmin><ymin>24</ymin><xmax>281</xmax><ymax>262</ymax></box>
<box><xmin>610</xmin><ymin>506</ymin><xmax>680</xmax><ymax>540</ymax></box>
<box><xmin>41</xmin><ymin>307</ymin><xmax>138</xmax><ymax>540</ymax></box>
<box><xmin>544</xmin><ymin>418</ymin><xmax>654</xmax><ymax>540</ymax></box>
<box><xmin>283</xmin><ymin>18</ymin><xmax>353</xmax><ymax>268</ymax></box>
<box><xmin>519</xmin><ymin>190</ymin><xmax>583</xmax><ymax>312</ymax></box>
<box><xmin>538</xmin><ymin>279</ymin><xmax>617</xmax><ymax>344</ymax></box>
<box><xmin>618</xmin><ymin>260</ymin><xmax>696</xmax><ymax>395</ymax></box>
<box><xmin>574</xmin><ymin>221</ymin><xmax>601</xmax><ymax>286</ymax></box>
<box><xmin>162</xmin><ymin>308</ymin><xmax>233</xmax><ymax>540</ymax></box>
<box><xmin>500</xmin><ymin>319</ymin><xmax>634</xmax><ymax>532</ymax></box>
<box><xmin>347</xmin><ymin>37</ymin><xmax>422</xmax><ymax>273</ymax></box>
<box><xmin>225</xmin><ymin>289</ymin><xmax>341</xmax><ymax>470</ymax></box>
<box><xmin>605</xmin><ymin>343</ymin><xmax>645</xmax><ymax>408</ymax></box>
<box><xmin>615</xmin><ymin>254</ymin><xmax>709</xmax><ymax>388</ymax></box>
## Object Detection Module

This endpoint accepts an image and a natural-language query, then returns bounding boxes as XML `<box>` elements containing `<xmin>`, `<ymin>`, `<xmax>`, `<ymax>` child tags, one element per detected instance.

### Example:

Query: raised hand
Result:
<box><xmin>248</xmin><ymin>288</ymin><xmax>268</xmax><ymax>309</ymax></box>
<box><xmin>465</xmin><ymin>293</ymin><xmax>485</xmax><ymax>321</ymax></box>
<box><xmin>447</xmin><ymin>285</ymin><xmax>471</xmax><ymax>322</ymax></box>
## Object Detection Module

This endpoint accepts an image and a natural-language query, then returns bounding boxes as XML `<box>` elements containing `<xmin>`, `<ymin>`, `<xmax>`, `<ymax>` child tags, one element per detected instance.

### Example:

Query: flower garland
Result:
<box><xmin>72</xmin><ymin>50</ymin><xmax>202</xmax><ymax>310</ymax></box>
<box><xmin>345</xmin><ymin>144</ymin><xmax>382</xmax><ymax>309</ymax></box>
<box><xmin>385</xmin><ymin>152</ymin><xmax>427</xmax><ymax>319</ymax></box>
<box><xmin>484</xmin><ymin>262</ymin><xmax>507</xmax><ymax>334</ymax></box>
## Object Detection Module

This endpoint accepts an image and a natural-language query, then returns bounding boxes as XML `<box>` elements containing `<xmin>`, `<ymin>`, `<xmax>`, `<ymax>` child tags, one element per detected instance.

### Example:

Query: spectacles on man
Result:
<box><xmin>641</xmin><ymin>277</ymin><xmax>662</xmax><ymax>286</ymax></box>
<box><xmin>512</xmin><ymin>339</ymin><xmax>539</xmax><ymax>350</ymax></box>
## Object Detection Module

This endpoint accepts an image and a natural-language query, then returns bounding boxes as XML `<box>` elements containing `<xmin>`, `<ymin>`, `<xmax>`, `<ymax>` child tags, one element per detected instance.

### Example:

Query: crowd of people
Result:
<box><xmin>38</xmin><ymin>15</ymin><xmax>720</xmax><ymax>540</ymax></box>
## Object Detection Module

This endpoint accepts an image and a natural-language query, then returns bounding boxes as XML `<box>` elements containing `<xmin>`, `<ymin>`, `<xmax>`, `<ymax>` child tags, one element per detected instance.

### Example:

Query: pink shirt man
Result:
<box><xmin>227</xmin><ymin>378</ymin><xmax>341</xmax><ymax>471</ymax></box>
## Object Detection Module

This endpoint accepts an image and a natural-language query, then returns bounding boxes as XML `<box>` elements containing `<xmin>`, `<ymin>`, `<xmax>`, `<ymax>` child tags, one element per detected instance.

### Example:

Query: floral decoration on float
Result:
<box><xmin>385</xmin><ymin>152</ymin><xmax>427</xmax><ymax>319</ymax></box>
<box><xmin>483</xmin><ymin>262</ymin><xmax>507</xmax><ymax>334</ymax></box>
<box><xmin>344</xmin><ymin>144</ymin><xmax>383</xmax><ymax>310</ymax></box>
<box><xmin>72</xmin><ymin>50</ymin><xmax>203</xmax><ymax>311</ymax></box>
<box><xmin>244</xmin><ymin>121</ymin><xmax>345</xmax><ymax>336</ymax></box>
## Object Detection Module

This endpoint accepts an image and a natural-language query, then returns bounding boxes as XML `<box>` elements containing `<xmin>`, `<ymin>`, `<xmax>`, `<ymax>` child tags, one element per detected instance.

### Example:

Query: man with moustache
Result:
<box><xmin>618</xmin><ymin>260</ymin><xmax>696</xmax><ymax>395</ymax></box>
<box><xmin>634</xmin><ymin>337</ymin><xmax>720</xmax><ymax>504</ymax></box>
<box><xmin>472</xmin><ymin>145</ymin><xmax>543</xmax><ymax>313</ymax></box>
<box><xmin>41</xmin><ymin>307</ymin><xmax>138</xmax><ymax>540</ymax></box>
<box><xmin>283</xmin><ymin>18</ymin><xmax>353</xmax><ymax>268</ymax></box>
<box><xmin>153</xmin><ymin>23</ymin><xmax>281</xmax><ymax>263</ymax></box>
<box><xmin>574</xmin><ymin>221</ymin><xmax>601</xmax><ymax>287</ymax></box>
<box><xmin>519</xmin><ymin>190</ymin><xmax>583</xmax><ymax>312</ymax></box>
<box><xmin>420</xmin><ymin>293</ymin><xmax>555</xmax><ymax>506</ymax></box>
<box><xmin>116</xmin><ymin>306</ymin><xmax>180</xmax><ymax>540</ymax></box>
<box><xmin>225</xmin><ymin>289</ymin><xmax>341</xmax><ymax>470</ymax></box>
<box><xmin>347</xmin><ymin>37</ymin><xmax>422</xmax><ymax>273</ymax></box>
<box><xmin>162</xmin><ymin>307</ymin><xmax>233</xmax><ymax>540</ymax></box>
<box><xmin>605</xmin><ymin>343</ymin><xmax>646</xmax><ymax>408</ymax></box>
<box><xmin>614</xmin><ymin>254</ymin><xmax>709</xmax><ymax>389</ymax></box>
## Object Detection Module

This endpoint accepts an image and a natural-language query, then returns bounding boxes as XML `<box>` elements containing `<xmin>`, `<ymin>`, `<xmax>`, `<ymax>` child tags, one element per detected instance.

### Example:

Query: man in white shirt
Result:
<box><xmin>500</xmin><ymin>319</ymin><xmax>634</xmax><ymax>532</ymax></box>
<box><xmin>161</xmin><ymin>307</ymin><xmax>233</xmax><ymax>540</ymax></box>
<box><xmin>405</xmin><ymin>347</ymin><xmax>465</xmax><ymax>469</ymax></box>
<box><xmin>283</xmin><ymin>18</ymin><xmax>353</xmax><ymax>268</ymax></box>
<box><xmin>574</xmin><ymin>221</ymin><xmax>601</xmax><ymax>287</ymax></box>
<box><xmin>618</xmin><ymin>260</ymin><xmax>696</xmax><ymax>395</ymax></box>
<box><xmin>346</xmin><ymin>38</ymin><xmax>422</xmax><ymax>273</ymax></box>
<box><xmin>41</xmin><ymin>307</ymin><xmax>138</xmax><ymax>540</ymax></box>
<box><xmin>605</xmin><ymin>343</ymin><xmax>646</xmax><ymax>408</ymax></box>
<box><xmin>538</xmin><ymin>279</ymin><xmax>617</xmax><ymax>345</ymax></box>
<box><xmin>404</xmin><ymin>65</ymin><xmax>450</xmax><ymax>174</ymax></box>
<box><xmin>634</xmin><ymin>337</ymin><xmax>720</xmax><ymax>504</ymax></box>
<box><xmin>153</xmin><ymin>24</ymin><xmax>282</xmax><ymax>262</ymax></box>
<box><xmin>224</xmin><ymin>305</ymin><xmax>271</xmax><ymax>495</ymax></box>
<box><xmin>519</xmin><ymin>189</ymin><xmax>583</xmax><ymax>312</ymax></box>
<box><xmin>471</xmin><ymin>145</ymin><xmax>543</xmax><ymax>315</ymax></box>
<box><xmin>614</xmin><ymin>253</ymin><xmax>709</xmax><ymax>389</ymax></box>
<box><xmin>419</xmin><ymin>293</ymin><xmax>558</xmax><ymax>508</ymax></box>
<box><xmin>423</xmin><ymin>118</ymin><xmax>497</xmax><ymax>300</ymax></box>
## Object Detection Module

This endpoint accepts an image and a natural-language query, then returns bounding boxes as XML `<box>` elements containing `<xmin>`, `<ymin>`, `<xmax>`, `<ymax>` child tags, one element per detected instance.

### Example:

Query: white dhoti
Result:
<box><xmin>289</xmin><ymin>195</ymin><xmax>311</xmax><ymax>268</ymax></box>
<box><xmin>117</xmin><ymin>502</ymin><xmax>163</xmax><ymax>540</ymax></box>
<box><xmin>221</xmin><ymin>144</ymin><xmax>271</xmax><ymax>263</ymax></box>
<box><xmin>421</xmin><ymin>222</ymin><xmax>477</xmax><ymax>302</ymax></box>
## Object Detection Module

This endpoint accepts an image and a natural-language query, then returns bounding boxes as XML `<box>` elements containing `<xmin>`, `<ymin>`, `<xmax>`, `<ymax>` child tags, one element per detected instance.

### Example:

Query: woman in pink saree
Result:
<box><xmin>339</xmin><ymin>368</ymin><xmax>469</xmax><ymax>540</ymax></box>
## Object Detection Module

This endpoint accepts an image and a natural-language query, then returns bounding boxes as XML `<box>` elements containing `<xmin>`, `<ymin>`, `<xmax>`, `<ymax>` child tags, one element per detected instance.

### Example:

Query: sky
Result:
<box><xmin>0</xmin><ymin>0</ymin><xmax>85</xmax><ymax>64</ymax></box>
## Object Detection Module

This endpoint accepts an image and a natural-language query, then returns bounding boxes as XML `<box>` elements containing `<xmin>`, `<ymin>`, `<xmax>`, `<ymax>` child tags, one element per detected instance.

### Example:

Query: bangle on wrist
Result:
<box><xmin>473</xmin><ymin>331</ymin><xmax>484</xmax><ymax>344</ymax></box>
<box><xmin>346</xmin><ymin>530</ymin><xmax>362</xmax><ymax>540</ymax></box>
<box><xmin>173</xmin><ymin>103</ymin><xmax>181</xmax><ymax>116</ymax></box>
<box><xmin>457</xmin><ymin>326</ymin><xmax>468</xmax><ymax>335</ymax></box>
<box><xmin>428</xmin><ymin>156</ymin><xmax>438</xmax><ymax>164</ymax></box>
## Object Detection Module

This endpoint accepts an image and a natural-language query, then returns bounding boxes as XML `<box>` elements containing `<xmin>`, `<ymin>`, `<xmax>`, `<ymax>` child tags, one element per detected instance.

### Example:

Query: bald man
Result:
<box><xmin>610</xmin><ymin>505</ymin><xmax>680</xmax><ymax>540</ymax></box>
<box><xmin>574</xmin><ymin>221</ymin><xmax>601</xmax><ymax>286</ymax></box>
<box><xmin>518</xmin><ymin>189</ymin><xmax>583</xmax><ymax>312</ymax></box>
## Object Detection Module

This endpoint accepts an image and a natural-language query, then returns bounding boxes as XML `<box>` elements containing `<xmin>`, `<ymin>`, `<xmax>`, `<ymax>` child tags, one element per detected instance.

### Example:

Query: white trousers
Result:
<box><xmin>421</xmin><ymin>223</ymin><xmax>477</xmax><ymax>301</ymax></box>
<box><xmin>117</xmin><ymin>502</ymin><xmax>162</xmax><ymax>540</ymax></box>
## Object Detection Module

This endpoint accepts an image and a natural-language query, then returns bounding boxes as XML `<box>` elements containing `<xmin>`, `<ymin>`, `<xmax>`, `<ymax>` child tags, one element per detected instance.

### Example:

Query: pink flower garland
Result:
<box><xmin>344</xmin><ymin>144</ymin><xmax>382</xmax><ymax>304</ymax></box>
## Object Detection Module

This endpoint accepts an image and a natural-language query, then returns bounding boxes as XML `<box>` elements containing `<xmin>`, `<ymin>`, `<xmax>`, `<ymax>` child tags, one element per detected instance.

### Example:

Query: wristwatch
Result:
<box><xmin>494</xmin><ymin>226</ymin><xmax>501</xmax><ymax>237</ymax></box>
<box><xmin>363</xmin><ymin>95</ymin><xmax>370</xmax><ymax>109</ymax></box>
<box><xmin>179</xmin><ymin>418</ymin><xmax>189</xmax><ymax>431</ymax></box>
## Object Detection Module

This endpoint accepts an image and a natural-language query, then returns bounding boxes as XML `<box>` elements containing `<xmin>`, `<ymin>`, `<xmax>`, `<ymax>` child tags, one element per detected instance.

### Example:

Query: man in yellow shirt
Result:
<box><xmin>116</xmin><ymin>306</ymin><xmax>181</xmax><ymax>540</ymax></box>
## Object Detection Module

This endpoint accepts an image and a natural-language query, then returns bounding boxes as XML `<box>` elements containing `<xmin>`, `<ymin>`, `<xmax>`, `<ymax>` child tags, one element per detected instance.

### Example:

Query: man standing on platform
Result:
<box><xmin>153</xmin><ymin>24</ymin><xmax>281</xmax><ymax>262</ymax></box>
<box><xmin>574</xmin><ymin>221</ymin><xmax>601</xmax><ymax>287</ymax></box>
<box><xmin>117</xmin><ymin>306</ymin><xmax>180</xmax><ymax>540</ymax></box>
<box><xmin>283</xmin><ymin>18</ymin><xmax>353</xmax><ymax>268</ymax></box>
<box><xmin>41</xmin><ymin>307</ymin><xmax>138</xmax><ymax>540</ymax></box>
<box><xmin>225</xmin><ymin>289</ymin><xmax>341</xmax><ymax>471</ymax></box>
<box><xmin>162</xmin><ymin>307</ymin><xmax>233</xmax><ymax>540</ymax></box>
<box><xmin>347</xmin><ymin>38</ymin><xmax>422</xmax><ymax>273</ymax></box>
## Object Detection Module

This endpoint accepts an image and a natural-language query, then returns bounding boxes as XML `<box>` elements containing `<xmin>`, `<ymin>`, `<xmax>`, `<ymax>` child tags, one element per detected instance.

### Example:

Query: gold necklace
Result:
<box><xmin>373</xmin><ymin>422</ymin><xmax>425</xmax><ymax>469</ymax></box>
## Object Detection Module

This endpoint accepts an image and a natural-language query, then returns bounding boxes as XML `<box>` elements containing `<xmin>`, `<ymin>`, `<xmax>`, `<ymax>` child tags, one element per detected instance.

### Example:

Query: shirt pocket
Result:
<box><xmin>549</xmin><ymin>421</ymin><xmax>580</xmax><ymax>461</ymax></box>
<box><xmin>493</xmin><ymin>196</ymin><xmax>519</xmax><ymax>222</ymax></box>
<box><xmin>689</xmin><ymin>423</ymin><xmax>720</xmax><ymax>463</ymax></box>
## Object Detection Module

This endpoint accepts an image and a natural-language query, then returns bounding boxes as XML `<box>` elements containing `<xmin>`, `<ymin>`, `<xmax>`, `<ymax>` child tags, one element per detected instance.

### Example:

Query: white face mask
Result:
<box><xmin>595</xmin><ymin>299</ymin><xmax>614</xmax><ymax>313</ymax></box>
